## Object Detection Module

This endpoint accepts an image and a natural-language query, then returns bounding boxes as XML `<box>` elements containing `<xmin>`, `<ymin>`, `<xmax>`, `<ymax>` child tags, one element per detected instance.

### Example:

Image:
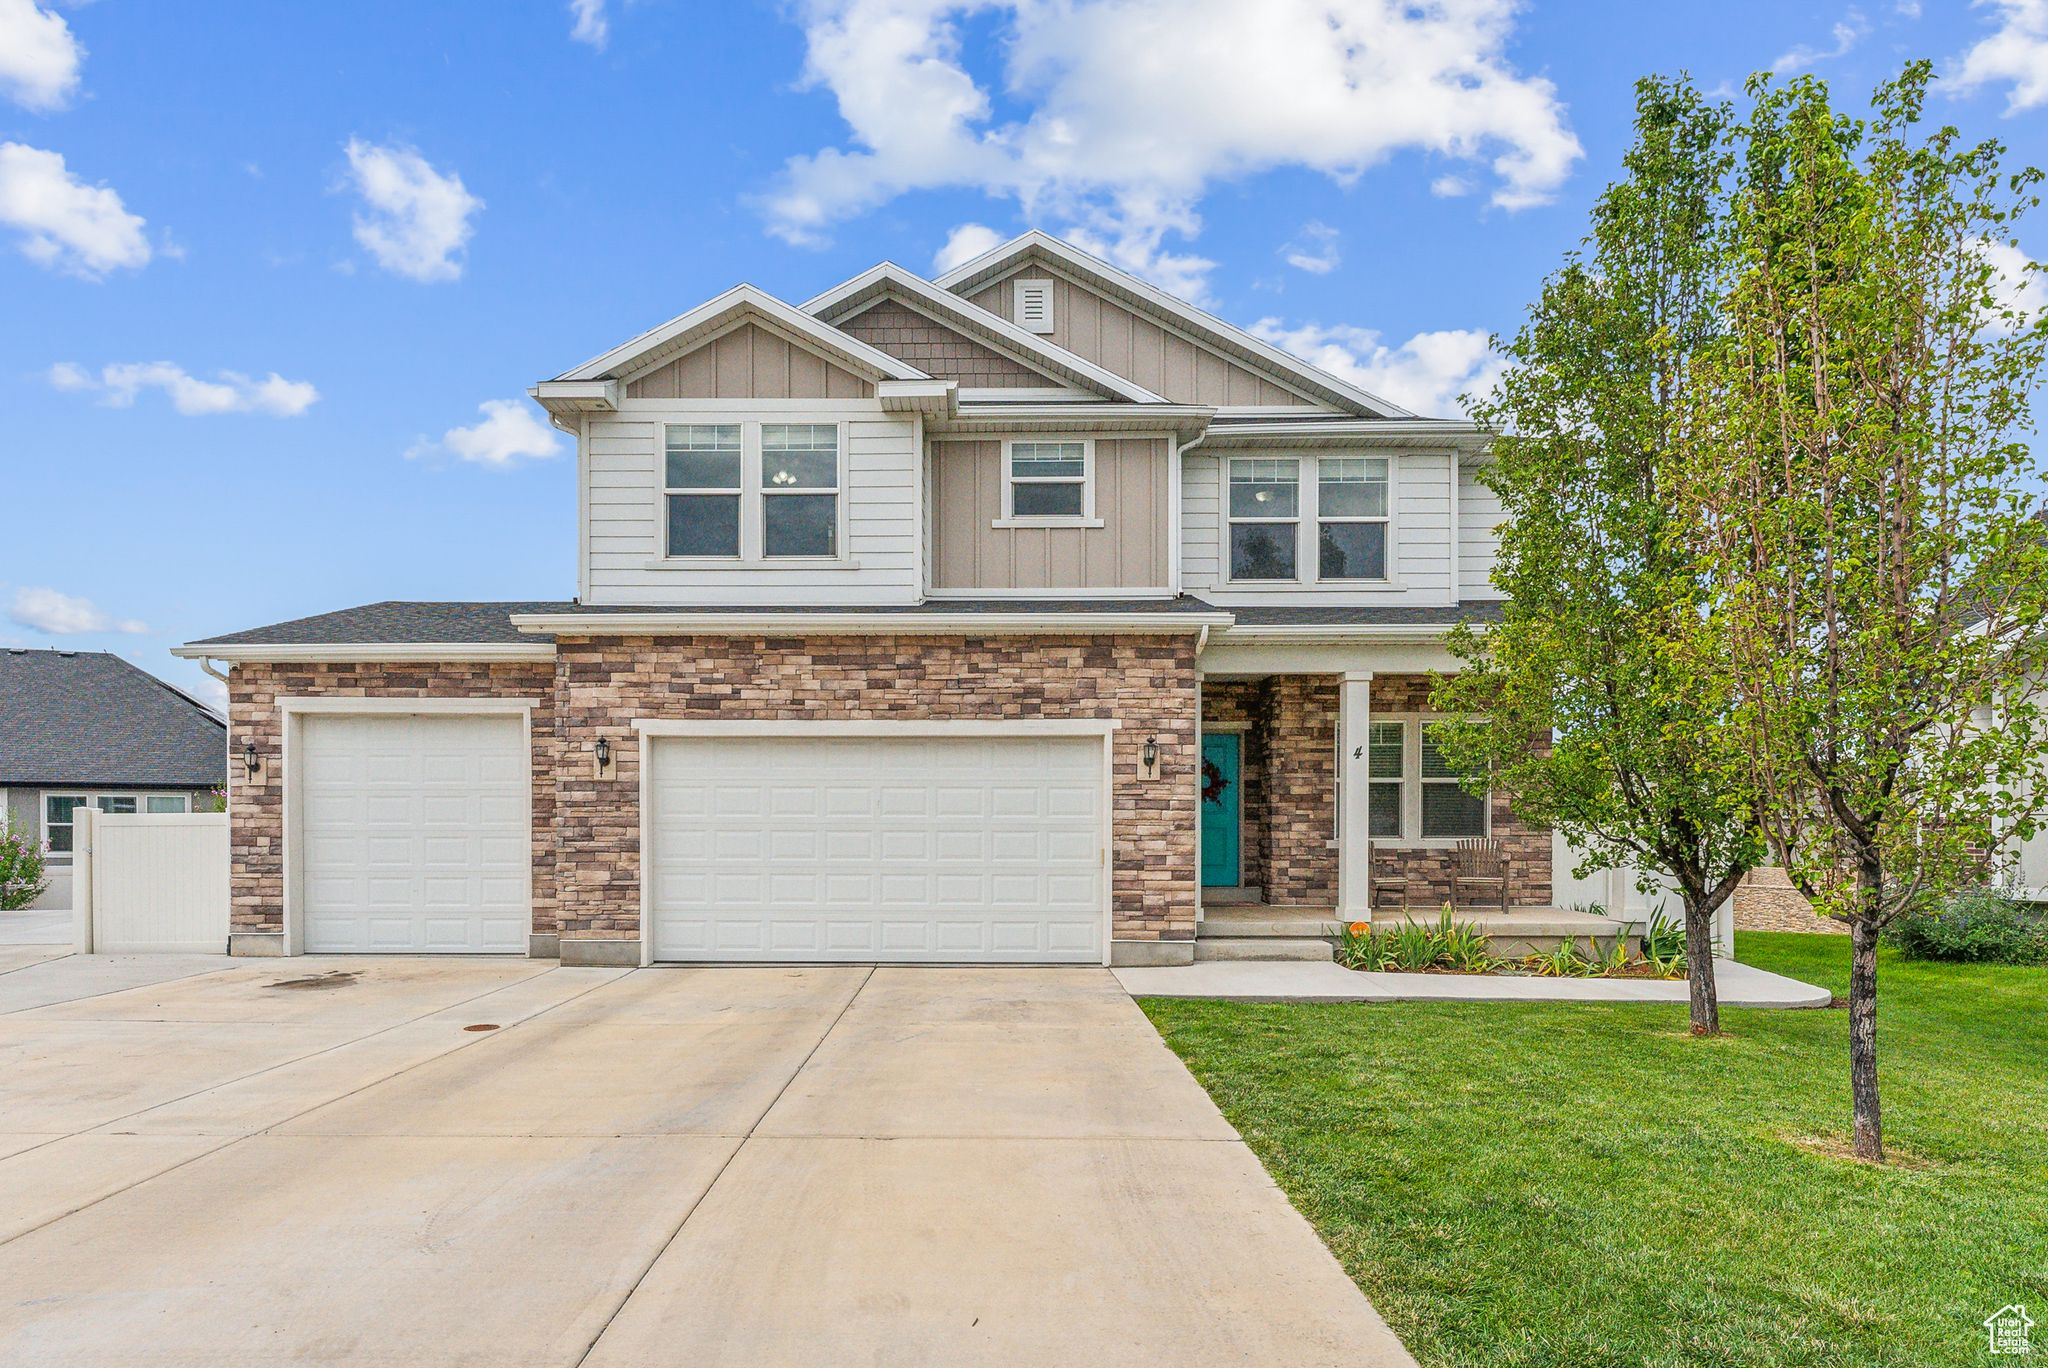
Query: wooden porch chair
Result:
<box><xmin>1369</xmin><ymin>842</ymin><xmax>1409</xmax><ymax>914</ymax></box>
<box><xmin>1449</xmin><ymin>837</ymin><xmax>1510</xmax><ymax>914</ymax></box>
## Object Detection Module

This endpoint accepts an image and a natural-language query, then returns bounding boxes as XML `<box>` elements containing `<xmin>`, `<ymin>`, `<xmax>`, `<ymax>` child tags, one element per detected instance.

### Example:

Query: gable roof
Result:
<box><xmin>932</xmin><ymin>231</ymin><xmax>1414</xmax><ymax>419</ymax></box>
<box><xmin>550</xmin><ymin>284</ymin><xmax>931</xmax><ymax>387</ymax></box>
<box><xmin>803</xmin><ymin>263</ymin><xmax>1166</xmax><ymax>404</ymax></box>
<box><xmin>0</xmin><ymin>649</ymin><xmax>226</xmax><ymax>788</ymax></box>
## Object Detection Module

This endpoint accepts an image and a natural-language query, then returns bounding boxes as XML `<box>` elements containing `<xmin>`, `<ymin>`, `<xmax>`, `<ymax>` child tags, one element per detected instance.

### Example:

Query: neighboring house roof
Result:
<box><xmin>183</xmin><ymin>601</ymin><xmax>576</xmax><ymax>648</ymax></box>
<box><xmin>0</xmin><ymin>649</ymin><xmax>226</xmax><ymax>788</ymax></box>
<box><xmin>931</xmin><ymin>230</ymin><xmax>1415</xmax><ymax>420</ymax></box>
<box><xmin>802</xmin><ymin>263</ymin><xmax>1168</xmax><ymax>405</ymax></box>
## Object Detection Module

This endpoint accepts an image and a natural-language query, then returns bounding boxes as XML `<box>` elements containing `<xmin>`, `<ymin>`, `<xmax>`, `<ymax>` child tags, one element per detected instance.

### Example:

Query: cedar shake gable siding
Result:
<box><xmin>837</xmin><ymin>298</ymin><xmax>1055</xmax><ymax>388</ymax></box>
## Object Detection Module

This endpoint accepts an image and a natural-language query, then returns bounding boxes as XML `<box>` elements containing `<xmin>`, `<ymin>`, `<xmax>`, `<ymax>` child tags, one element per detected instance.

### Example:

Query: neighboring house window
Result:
<box><xmin>760</xmin><ymin>423</ymin><xmax>839</xmax><ymax>558</ymax></box>
<box><xmin>664</xmin><ymin>424</ymin><xmax>742</xmax><ymax>558</ymax></box>
<box><xmin>40</xmin><ymin>793</ymin><xmax>186</xmax><ymax>856</ymax></box>
<box><xmin>1006</xmin><ymin>440</ymin><xmax>1089</xmax><ymax>520</ymax></box>
<box><xmin>146</xmin><ymin>796</ymin><xmax>188</xmax><ymax>814</ymax></box>
<box><xmin>1419</xmin><ymin>724</ymin><xmax>1488</xmax><ymax>838</ymax></box>
<box><xmin>1366</xmin><ymin>721</ymin><xmax>1405</xmax><ymax>837</ymax></box>
<box><xmin>1228</xmin><ymin>458</ymin><xmax>1300</xmax><ymax>580</ymax></box>
<box><xmin>42</xmin><ymin>795</ymin><xmax>86</xmax><ymax>854</ymax></box>
<box><xmin>1317</xmin><ymin>457</ymin><xmax>1390</xmax><ymax>580</ymax></box>
<box><xmin>1228</xmin><ymin>454</ymin><xmax>1394</xmax><ymax>585</ymax></box>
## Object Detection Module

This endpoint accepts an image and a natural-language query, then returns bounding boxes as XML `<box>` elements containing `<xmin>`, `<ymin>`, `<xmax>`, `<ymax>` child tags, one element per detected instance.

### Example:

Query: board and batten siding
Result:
<box><xmin>582</xmin><ymin>405</ymin><xmax>921</xmax><ymax>605</ymax></box>
<box><xmin>1458</xmin><ymin>460</ymin><xmax>1505</xmax><ymax>599</ymax></box>
<box><xmin>1179</xmin><ymin>449</ymin><xmax>1463</xmax><ymax>606</ymax></box>
<box><xmin>930</xmin><ymin>437</ymin><xmax>1170</xmax><ymax>592</ymax></box>
<box><xmin>625</xmin><ymin>322</ymin><xmax>873</xmax><ymax>401</ymax></box>
<box><xmin>964</xmin><ymin>268</ymin><xmax>1316</xmax><ymax>407</ymax></box>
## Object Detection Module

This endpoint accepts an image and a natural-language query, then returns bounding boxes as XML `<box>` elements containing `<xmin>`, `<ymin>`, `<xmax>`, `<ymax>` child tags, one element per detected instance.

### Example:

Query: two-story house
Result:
<box><xmin>175</xmin><ymin>230</ymin><xmax>1557</xmax><ymax>967</ymax></box>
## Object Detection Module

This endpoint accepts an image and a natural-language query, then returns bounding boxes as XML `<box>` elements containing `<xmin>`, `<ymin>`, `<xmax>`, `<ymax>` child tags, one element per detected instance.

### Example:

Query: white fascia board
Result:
<box><xmin>169</xmin><ymin>643</ymin><xmax>556</xmax><ymax>664</ymax></box>
<box><xmin>876</xmin><ymin>378</ymin><xmax>959</xmax><ymax>417</ymax></box>
<box><xmin>1204</xmin><ymin>623</ymin><xmax>1481</xmax><ymax>644</ymax></box>
<box><xmin>509</xmin><ymin>610</ymin><xmax>1233</xmax><ymax>636</ymax></box>
<box><xmin>937</xmin><ymin>401</ymin><xmax>1214</xmax><ymax>444</ymax></box>
<box><xmin>931</xmin><ymin>231</ymin><xmax>1416</xmax><ymax>420</ymax></box>
<box><xmin>1196</xmin><ymin>419</ymin><xmax>1487</xmax><ymax>450</ymax></box>
<box><xmin>804</xmin><ymin>263</ymin><xmax>1168</xmax><ymax>405</ymax></box>
<box><xmin>553</xmin><ymin>284</ymin><xmax>930</xmax><ymax>384</ymax></box>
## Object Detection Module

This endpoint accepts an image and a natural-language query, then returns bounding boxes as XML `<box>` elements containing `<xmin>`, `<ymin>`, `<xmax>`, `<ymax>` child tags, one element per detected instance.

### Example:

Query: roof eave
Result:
<box><xmin>170</xmin><ymin>643</ymin><xmax>557</xmax><ymax>664</ymax></box>
<box><xmin>508</xmin><ymin>610</ymin><xmax>1234</xmax><ymax>637</ymax></box>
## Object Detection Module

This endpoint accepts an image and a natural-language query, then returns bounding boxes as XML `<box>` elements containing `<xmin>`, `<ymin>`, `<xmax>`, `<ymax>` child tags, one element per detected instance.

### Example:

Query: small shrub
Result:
<box><xmin>0</xmin><ymin>822</ymin><xmax>49</xmax><ymax>912</ymax></box>
<box><xmin>1641</xmin><ymin>909</ymin><xmax>1688</xmax><ymax>968</ymax></box>
<box><xmin>1886</xmin><ymin>890</ymin><xmax>2048</xmax><ymax>966</ymax></box>
<box><xmin>1327</xmin><ymin>908</ymin><xmax>1499</xmax><ymax>973</ymax></box>
<box><xmin>1527</xmin><ymin>938</ymin><xmax>1596</xmax><ymax>977</ymax></box>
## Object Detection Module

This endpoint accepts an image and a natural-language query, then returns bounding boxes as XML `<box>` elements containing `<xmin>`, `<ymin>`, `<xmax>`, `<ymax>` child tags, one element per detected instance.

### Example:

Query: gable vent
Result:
<box><xmin>1014</xmin><ymin>279</ymin><xmax>1055</xmax><ymax>333</ymax></box>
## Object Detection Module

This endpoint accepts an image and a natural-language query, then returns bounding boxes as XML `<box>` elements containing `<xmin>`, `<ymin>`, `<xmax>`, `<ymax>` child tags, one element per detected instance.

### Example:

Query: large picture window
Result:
<box><xmin>1227</xmin><ymin>458</ymin><xmax>1300</xmax><ymax>580</ymax></box>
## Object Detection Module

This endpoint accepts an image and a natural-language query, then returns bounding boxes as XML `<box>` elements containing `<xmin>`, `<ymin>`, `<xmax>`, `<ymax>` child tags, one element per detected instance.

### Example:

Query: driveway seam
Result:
<box><xmin>570</xmin><ymin>964</ymin><xmax>876</xmax><ymax>1368</ymax></box>
<box><xmin>0</xmin><ymin>965</ymin><xmax>626</xmax><ymax>1250</ymax></box>
<box><xmin>0</xmin><ymin>959</ymin><xmax>244</xmax><ymax>1011</ymax></box>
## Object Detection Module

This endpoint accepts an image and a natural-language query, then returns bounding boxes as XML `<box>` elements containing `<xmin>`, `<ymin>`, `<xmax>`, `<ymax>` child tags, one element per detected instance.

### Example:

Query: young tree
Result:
<box><xmin>1436</xmin><ymin>77</ymin><xmax>1762</xmax><ymax>1037</ymax></box>
<box><xmin>1685</xmin><ymin>63</ymin><xmax>2048</xmax><ymax>1160</ymax></box>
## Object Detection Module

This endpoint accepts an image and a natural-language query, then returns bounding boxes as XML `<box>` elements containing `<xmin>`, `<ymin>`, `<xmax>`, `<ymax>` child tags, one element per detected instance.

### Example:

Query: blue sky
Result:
<box><xmin>2</xmin><ymin>0</ymin><xmax>2044</xmax><ymax>708</ymax></box>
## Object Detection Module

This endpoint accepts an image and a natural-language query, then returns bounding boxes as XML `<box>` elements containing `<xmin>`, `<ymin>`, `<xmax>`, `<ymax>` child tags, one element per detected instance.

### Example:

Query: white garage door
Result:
<box><xmin>648</xmin><ymin>733</ymin><xmax>1106</xmax><ymax>963</ymax></box>
<box><xmin>298</xmin><ymin>713</ymin><xmax>529</xmax><ymax>954</ymax></box>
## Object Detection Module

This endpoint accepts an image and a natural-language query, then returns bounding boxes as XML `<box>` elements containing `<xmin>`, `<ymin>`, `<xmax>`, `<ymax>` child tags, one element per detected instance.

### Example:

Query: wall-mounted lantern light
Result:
<box><xmin>242</xmin><ymin>741</ymin><xmax>259</xmax><ymax>779</ymax></box>
<box><xmin>595</xmin><ymin>736</ymin><xmax>612</xmax><ymax>770</ymax></box>
<box><xmin>1142</xmin><ymin>736</ymin><xmax>1159</xmax><ymax>771</ymax></box>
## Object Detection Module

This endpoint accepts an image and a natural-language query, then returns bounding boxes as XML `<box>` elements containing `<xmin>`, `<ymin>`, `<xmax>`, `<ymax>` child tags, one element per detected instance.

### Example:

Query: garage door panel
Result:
<box><xmin>299</xmin><ymin>713</ymin><xmax>528</xmax><ymax>955</ymax></box>
<box><xmin>650</xmin><ymin>734</ymin><xmax>1104</xmax><ymax>964</ymax></box>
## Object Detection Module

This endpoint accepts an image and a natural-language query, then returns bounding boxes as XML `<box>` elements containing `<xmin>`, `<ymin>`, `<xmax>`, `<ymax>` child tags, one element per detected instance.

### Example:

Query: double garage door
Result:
<box><xmin>297</xmin><ymin>717</ymin><xmax>1106</xmax><ymax>963</ymax></box>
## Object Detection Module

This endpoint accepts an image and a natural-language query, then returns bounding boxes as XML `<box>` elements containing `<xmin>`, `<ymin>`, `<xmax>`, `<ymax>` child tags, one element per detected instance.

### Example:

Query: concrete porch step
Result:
<box><xmin>1193</xmin><ymin>937</ymin><xmax>1334</xmax><ymax>963</ymax></box>
<box><xmin>1198</xmin><ymin>907</ymin><xmax>1340</xmax><ymax>939</ymax></box>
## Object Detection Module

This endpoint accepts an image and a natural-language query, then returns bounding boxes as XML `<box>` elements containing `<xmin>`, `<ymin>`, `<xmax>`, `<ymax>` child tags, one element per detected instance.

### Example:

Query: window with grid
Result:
<box><xmin>1228</xmin><ymin>458</ymin><xmax>1300</xmax><ymax>580</ymax></box>
<box><xmin>760</xmin><ymin>423</ymin><xmax>839</xmax><ymax>558</ymax></box>
<box><xmin>1419</xmin><ymin>724</ymin><xmax>1488</xmax><ymax>838</ymax></box>
<box><xmin>1317</xmin><ymin>457</ymin><xmax>1390</xmax><ymax>580</ymax></box>
<box><xmin>1006</xmin><ymin>441</ymin><xmax>1088</xmax><ymax>519</ymax></box>
<box><xmin>664</xmin><ymin>424</ymin><xmax>742</xmax><ymax>557</ymax></box>
<box><xmin>1366</xmin><ymin>721</ymin><xmax>1405</xmax><ymax>837</ymax></box>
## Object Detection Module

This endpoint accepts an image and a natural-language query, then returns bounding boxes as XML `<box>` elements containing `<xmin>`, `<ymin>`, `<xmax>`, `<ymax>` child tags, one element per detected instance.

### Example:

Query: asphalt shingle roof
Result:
<box><xmin>0</xmin><ymin>650</ymin><xmax>226</xmax><ymax>787</ymax></box>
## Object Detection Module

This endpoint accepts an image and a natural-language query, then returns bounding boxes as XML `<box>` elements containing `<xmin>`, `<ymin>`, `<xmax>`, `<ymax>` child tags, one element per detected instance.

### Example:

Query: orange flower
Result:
<box><xmin>1348</xmin><ymin>921</ymin><xmax>1370</xmax><ymax>936</ymax></box>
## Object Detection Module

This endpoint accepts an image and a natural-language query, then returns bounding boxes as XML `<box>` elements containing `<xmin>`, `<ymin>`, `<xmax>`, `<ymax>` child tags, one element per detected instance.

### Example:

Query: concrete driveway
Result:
<box><xmin>0</xmin><ymin>954</ymin><xmax>1412</xmax><ymax>1367</ymax></box>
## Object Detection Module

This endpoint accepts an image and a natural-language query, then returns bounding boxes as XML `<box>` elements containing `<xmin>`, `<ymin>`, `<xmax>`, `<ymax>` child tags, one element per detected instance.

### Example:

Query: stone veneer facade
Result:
<box><xmin>227</xmin><ymin>634</ymin><xmax>1200</xmax><ymax>960</ymax></box>
<box><xmin>225</xmin><ymin>661</ymin><xmax>559</xmax><ymax>951</ymax></box>
<box><xmin>1200</xmin><ymin>672</ymin><xmax>1552</xmax><ymax>910</ymax></box>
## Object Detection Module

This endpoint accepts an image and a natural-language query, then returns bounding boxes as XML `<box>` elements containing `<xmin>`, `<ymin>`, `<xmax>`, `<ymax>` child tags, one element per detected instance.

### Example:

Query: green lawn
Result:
<box><xmin>1139</xmin><ymin>933</ymin><xmax>2047</xmax><ymax>1367</ymax></box>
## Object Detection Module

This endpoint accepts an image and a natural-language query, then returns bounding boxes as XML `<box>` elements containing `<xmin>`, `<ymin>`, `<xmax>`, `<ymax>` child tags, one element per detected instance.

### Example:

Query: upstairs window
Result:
<box><xmin>1228</xmin><ymin>458</ymin><xmax>1300</xmax><ymax>580</ymax></box>
<box><xmin>665</xmin><ymin>424</ymin><xmax>742</xmax><ymax>558</ymax></box>
<box><xmin>1006</xmin><ymin>440</ymin><xmax>1090</xmax><ymax>520</ymax></box>
<box><xmin>1317</xmin><ymin>457</ymin><xmax>1390</xmax><ymax>580</ymax></box>
<box><xmin>760</xmin><ymin>424</ymin><xmax>839</xmax><ymax>558</ymax></box>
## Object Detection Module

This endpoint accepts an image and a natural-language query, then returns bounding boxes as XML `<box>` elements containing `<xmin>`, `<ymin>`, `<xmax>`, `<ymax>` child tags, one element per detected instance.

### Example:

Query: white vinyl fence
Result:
<box><xmin>72</xmin><ymin>806</ymin><xmax>229</xmax><ymax>954</ymax></box>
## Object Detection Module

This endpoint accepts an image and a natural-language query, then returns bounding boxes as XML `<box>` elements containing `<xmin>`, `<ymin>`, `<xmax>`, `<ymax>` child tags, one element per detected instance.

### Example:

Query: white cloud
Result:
<box><xmin>762</xmin><ymin>0</ymin><xmax>1581</xmax><ymax>300</ymax></box>
<box><xmin>933</xmin><ymin>221</ymin><xmax>1003</xmax><ymax>273</ymax></box>
<box><xmin>186</xmin><ymin>671</ymin><xmax>228</xmax><ymax>713</ymax></box>
<box><xmin>47</xmin><ymin>360</ymin><xmax>318</xmax><ymax>416</ymax></box>
<box><xmin>1249</xmin><ymin>318</ymin><xmax>1505</xmax><ymax>418</ymax></box>
<box><xmin>408</xmin><ymin>399</ymin><xmax>564</xmax><ymax>468</ymax></box>
<box><xmin>1952</xmin><ymin>0</ymin><xmax>2048</xmax><ymax>111</ymax></box>
<box><xmin>1281</xmin><ymin>221</ymin><xmax>1340</xmax><ymax>275</ymax></box>
<box><xmin>1770</xmin><ymin>11</ymin><xmax>1870</xmax><ymax>75</ymax></box>
<box><xmin>10</xmin><ymin>587</ymin><xmax>146</xmax><ymax>636</ymax></box>
<box><xmin>1979</xmin><ymin>236</ymin><xmax>2045</xmax><ymax>332</ymax></box>
<box><xmin>1430</xmin><ymin>174</ymin><xmax>1475</xmax><ymax>198</ymax></box>
<box><xmin>0</xmin><ymin>0</ymin><xmax>81</xmax><ymax>111</ymax></box>
<box><xmin>341</xmin><ymin>139</ymin><xmax>483</xmax><ymax>283</ymax></box>
<box><xmin>569</xmin><ymin>0</ymin><xmax>608</xmax><ymax>48</ymax></box>
<box><xmin>0</xmin><ymin>141</ymin><xmax>149</xmax><ymax>277</ymax></box>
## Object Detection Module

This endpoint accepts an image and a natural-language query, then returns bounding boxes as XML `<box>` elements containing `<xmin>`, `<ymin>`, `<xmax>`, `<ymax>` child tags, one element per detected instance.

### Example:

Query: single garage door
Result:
<box><xmin>298</xmin><ymin>713</ymin><xmax>529</xmax><ymax>954</ymax></box>
<box><xmin>647</xmin><ymin>732</ymin><xmax>1106</xmax><ymax>963</ymax></box>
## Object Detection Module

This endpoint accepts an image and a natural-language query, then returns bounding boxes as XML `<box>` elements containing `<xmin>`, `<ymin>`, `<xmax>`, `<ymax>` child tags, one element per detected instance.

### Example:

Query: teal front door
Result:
<box><xmin>1200</xmin><ymin>733</ymin><xmax>1242</xmax><ymax>888</ymax></box>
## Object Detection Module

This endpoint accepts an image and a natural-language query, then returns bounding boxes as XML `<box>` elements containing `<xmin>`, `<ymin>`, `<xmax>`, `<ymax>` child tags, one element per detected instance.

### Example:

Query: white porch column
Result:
<box><xmin>1336</xmin><ymin>671</ymin><xmax>1373</xmax><ymax>919</ymax></box>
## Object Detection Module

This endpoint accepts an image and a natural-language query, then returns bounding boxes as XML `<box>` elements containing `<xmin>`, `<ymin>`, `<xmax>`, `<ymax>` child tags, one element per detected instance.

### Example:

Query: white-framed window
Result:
<box><xmin>41</xmin><ymin>792</ymin><xmax>189</xmax><ymax>857</ymax></box>
<box><xmin>1227</xmin><ymin>458</ymin><xmax>1301</xmax><ymax>580</ymax></box>
<box><xmin>663</xmin><ymin>421</ymin><xmax>844</xmax><ymax>562</ymax></box>
<box><xmin>1227</xmin><ymin>453</ymin><xmax>1394</xmax><ymax>585</ymax></box>
<box><xmin>1002</xmin><ymin>439</ymin><xmax>1092</xmax><ymax>522</ymax></box>
<box><xmin>1356</xmin><ymin>719</ymin><xmax>1489</xmax><ymax>842</ymax></box>
<box><xmin>1317</xmin><ymin>457</ymin><xmax>1391</xmax><ymax>581</ymax></box>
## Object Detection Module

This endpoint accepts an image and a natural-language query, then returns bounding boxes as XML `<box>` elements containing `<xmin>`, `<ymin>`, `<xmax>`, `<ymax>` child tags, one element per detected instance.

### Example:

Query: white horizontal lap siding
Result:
<box><xmin>1180</xmin><ymin>453</ymin><xmax>1222</xmax><ymax>593</ymax></box>
<box><xmin>1394</xmin><ymin>450</ymin><xmax>1453</xmax><ymax>598</ymax></box>
<box><xmin>582</xmin><ymin>407</ymin><xmax>920</xmax><ymax>605</ymax></box>
<box><xmin>1459</xmin><ymin>460</ymin><xmax>1505</xmax><ymax>600</ymax></box>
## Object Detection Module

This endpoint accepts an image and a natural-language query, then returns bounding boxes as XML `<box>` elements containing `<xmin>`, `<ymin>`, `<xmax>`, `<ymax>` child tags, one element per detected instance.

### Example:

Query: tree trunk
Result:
<box><xmin>1848</xmin><ymin>900</ymin><xmax>1884</xmax><ymax>1163</ymax></box>
<box><xmin>1682</xmin><ymin>894</ymin><xmax>1722</xmax><ymax>1036</ymax></box>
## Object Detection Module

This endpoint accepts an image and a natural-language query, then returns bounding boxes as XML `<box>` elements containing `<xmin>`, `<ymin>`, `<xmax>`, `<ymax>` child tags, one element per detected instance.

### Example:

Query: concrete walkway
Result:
<box><xmin>0</xmin><ymin>957</ymin><xmax>1413</xmax><ymax>1367</ymax></box>
<box><xmin>1117</xmin><ymin>957</ymin><xmax>1833</xmax><ymax>1007</ymax></box>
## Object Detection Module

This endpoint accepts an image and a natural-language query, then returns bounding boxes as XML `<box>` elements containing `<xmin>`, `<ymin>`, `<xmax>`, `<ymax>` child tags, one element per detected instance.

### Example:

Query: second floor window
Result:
<box><xmin>1228</xmin><ymin>454</ymin><xmax>1392</xmax><ymax>584</ymax></box>
<box><xmin>665</xmin><ymin>422</ymin><xmax>841</xmax><ymax>561</ymax></box>
<box><xmin>1228</xmin><ymin>458</ymin><xmax>1300</xmax><ymax>580</ymax></box>
<box><xmin>1006</xmin><ymin>440</ymin><xmax>1089</xmax><ymax>520</ymax></box>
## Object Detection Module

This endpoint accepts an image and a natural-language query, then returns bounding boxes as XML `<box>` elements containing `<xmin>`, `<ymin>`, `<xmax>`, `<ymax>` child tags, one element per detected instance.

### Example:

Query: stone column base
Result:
<box><xmin>528</xmin><ymin>934</ymin><xmax>561</xmax><ymax>959</ymax></box>
<box><xmin>1110</xmin><ymin>939</ymin><xmax>1196</xmax><ymax>967</ymax></box>
<box><xmin>560</xmin><ymin>938</ymin><xmax>642</xmax><ymax>967</ymax></box>
<box><xmin>228</xmin><ymin>932</ymin><xmax>286</xmax><ymax>957</ymax></box>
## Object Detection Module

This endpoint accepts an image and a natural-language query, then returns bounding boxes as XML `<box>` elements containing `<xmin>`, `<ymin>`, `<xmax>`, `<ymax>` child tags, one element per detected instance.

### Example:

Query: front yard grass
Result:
<box><xmin>1139</xmin><ymin>933</ymin><xmax>2048</xmax><ymax>1367</ymax></box>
